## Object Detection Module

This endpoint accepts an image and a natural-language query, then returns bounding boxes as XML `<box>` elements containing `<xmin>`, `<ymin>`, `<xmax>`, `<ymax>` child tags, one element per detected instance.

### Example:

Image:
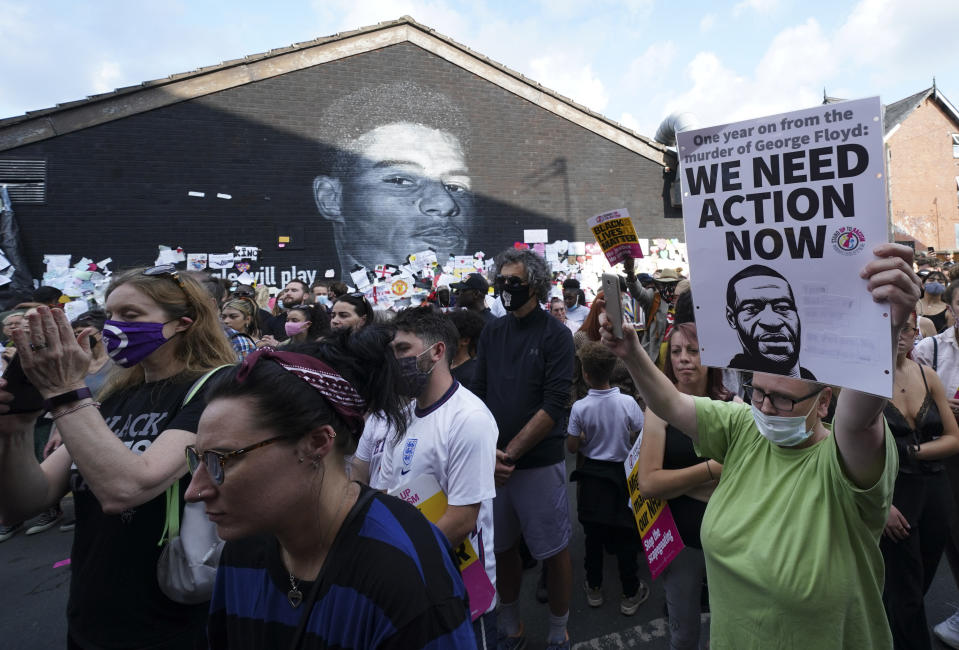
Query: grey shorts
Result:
<box><xmin>493</xmin><ymin>460</ymin><xmax>571</xmax><ymax>560</ymax></box>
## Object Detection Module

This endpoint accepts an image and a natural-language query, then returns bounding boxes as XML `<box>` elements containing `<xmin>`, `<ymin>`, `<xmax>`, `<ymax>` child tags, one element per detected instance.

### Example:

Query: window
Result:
<box><xmin>953</xmin><ymin>134</ymin><xmax>959</xmax><ymax>158</ymax></box>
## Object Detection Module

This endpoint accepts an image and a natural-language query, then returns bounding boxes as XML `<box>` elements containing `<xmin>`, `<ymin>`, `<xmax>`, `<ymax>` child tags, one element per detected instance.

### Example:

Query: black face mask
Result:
<box><xmin>495</xmin><ymin>275</ymin><xmax>532</xmax><ymax>311</ymax></box>
<box><xmin>657</xmin><ymin>282</ymin><xmax>677</xmax><ymax>303</ymax></box>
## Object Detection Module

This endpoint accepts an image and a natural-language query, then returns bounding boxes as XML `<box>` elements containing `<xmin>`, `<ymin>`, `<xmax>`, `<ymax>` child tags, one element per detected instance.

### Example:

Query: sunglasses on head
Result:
<box><xmin>143</xmin><ymin>264</ymin><xmax>190</xmax><ymax>299</ymax></box>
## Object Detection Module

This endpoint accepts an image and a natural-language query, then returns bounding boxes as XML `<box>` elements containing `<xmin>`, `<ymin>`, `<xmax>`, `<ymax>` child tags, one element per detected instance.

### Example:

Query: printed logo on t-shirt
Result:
<box><xmin>403</xmin><ymin>438</ymin><xmax>418</xmax><ymax>469</ymax></box>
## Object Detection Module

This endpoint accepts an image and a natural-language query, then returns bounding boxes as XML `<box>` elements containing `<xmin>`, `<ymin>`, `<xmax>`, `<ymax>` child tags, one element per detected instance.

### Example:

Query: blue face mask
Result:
<box><xmin>317</xmin><ymin>295</ymin><xmax>331</xmax><ymax>307</ymax></box>
<box><xmin>925</xmin><ymin>282</ymin><xmax>946</xmax><ymax>295</ymax></box>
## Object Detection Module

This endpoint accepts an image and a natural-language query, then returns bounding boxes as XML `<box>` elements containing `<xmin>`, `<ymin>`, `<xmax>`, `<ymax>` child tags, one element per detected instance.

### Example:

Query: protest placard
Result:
<box><xmin>390</xmin><ymin>474</ymin><xmax>495</xmax><ymax>621</ymax></box>
<box><xmin>677</xmin><ymin>97</ymin><xmax>891</xmax><ymax>396</ymax></box>
<box><xmin>624</xmin><ymin>435</ymin><xmax>683</xmax><ymax>579</ymax></box>
<box><xmin>587</xmin><ymin>209</ymin><xmax>643</xmax><ymax>265</ymax></box>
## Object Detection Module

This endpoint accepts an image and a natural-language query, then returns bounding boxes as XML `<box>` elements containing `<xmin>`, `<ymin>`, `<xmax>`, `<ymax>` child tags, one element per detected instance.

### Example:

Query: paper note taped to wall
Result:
<box><xmin>208</xmin><ymin>253</ymin><xmax>235</xmax><ymax>269</ymax></box>
<box><xmin>524</xmin><ymin>229</ymin><xmax>548</xmax><ymax>243</ymax></box>
<box><xmin>587</xmin><ymin>208</ymin><xmax>643</xmax><ymax>265</ymax></box>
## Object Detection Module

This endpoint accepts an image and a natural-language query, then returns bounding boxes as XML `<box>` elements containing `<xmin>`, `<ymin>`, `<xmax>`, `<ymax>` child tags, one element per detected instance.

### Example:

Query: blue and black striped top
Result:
<box><xmin>208</xmin><ymin>486</ymin><xmax>476</xmax><ymax>649</ymax></box>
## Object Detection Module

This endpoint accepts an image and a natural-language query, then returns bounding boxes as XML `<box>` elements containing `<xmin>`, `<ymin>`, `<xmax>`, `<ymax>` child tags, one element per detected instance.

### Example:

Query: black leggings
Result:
<box><xmin>881</xmin><ymin>471</ymin><xmax>956</xmax><ymax>650</ymax></box>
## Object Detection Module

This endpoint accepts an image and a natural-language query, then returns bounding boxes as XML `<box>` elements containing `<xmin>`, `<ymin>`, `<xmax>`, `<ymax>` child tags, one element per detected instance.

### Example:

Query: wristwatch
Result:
<box><xmin>43</xmin><ymin>387</ymin><xmax>93</xmax><ymax>411</ymax></box>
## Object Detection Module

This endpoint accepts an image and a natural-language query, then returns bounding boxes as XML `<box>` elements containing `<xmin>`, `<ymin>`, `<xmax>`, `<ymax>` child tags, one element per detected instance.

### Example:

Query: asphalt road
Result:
<box><xmin>3</xmin><ymin>469</ymin><xmax>959</xmax><ymax>650</ymax></box>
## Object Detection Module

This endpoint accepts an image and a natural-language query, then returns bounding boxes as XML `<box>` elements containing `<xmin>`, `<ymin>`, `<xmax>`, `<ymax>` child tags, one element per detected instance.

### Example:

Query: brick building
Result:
<box><xmin>0</xmin><ymin>16</ymin><xmax>681</xmax><ymax>289</ymax></box>
<box><xmin>882</xmin><ymin>85</ymin><xmax>959</xmax><ymax>251</ymax></box>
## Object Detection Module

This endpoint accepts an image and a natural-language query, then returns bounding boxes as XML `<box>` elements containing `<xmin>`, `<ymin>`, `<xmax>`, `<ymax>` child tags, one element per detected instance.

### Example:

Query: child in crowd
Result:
<box><xmin>567</xmin><ymin>342</ymin><xmax>648</xmax><ymax>615</ymax></box>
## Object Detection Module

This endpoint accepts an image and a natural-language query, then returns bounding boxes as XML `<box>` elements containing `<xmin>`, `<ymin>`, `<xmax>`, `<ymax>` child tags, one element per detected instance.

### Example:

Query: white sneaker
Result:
<box><xmin>584</xmin><ymin>580</ymin><xmax>603</xmax><ymax>607</ymax></box>
<box><xmin>25</xmin><ymin>508</ymin><xmax>61</xmax><ymax>535</ymax></box>
<box><xmin>934</xmin><ymin>610</ymin><xmax>959</xmax><ymax>649</ymax></box>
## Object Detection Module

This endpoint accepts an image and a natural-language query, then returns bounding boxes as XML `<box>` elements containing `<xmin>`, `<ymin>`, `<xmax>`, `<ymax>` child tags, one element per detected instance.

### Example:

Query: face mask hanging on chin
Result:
<box><xmin>751</xmin><ymin>394</ymin><xmax>821</xmax><ymax>447</ymax></box>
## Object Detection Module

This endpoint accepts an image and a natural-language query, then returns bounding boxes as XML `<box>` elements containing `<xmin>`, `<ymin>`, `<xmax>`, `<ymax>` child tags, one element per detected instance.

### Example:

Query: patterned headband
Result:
<box><xmin>236</xmin><ymin>348</ymin><xmax>366</xmax><ymax>434</ymax></box>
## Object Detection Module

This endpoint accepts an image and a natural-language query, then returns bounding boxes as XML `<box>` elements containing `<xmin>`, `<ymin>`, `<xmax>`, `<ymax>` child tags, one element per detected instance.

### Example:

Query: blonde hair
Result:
<box><xmin>99</xmin><ymin>267</ymin><xmax>237</xmax><ymax>400</ymax></box>
<box><xmin>222</xmin><ymin>296</ymin><xmax>260</xmax><ymax>338</ymax></box>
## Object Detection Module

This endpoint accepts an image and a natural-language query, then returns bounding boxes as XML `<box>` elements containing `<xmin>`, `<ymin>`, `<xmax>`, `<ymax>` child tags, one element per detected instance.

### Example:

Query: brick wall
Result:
<box><xmin>887</xmin><ymin>98</ymin><xmax>959</xmax><ymax>250</ymax></box>
<box><xmin>0</xmin><ymin>42</ymin><xmax>682</xmax><ymax>281</ymax></box>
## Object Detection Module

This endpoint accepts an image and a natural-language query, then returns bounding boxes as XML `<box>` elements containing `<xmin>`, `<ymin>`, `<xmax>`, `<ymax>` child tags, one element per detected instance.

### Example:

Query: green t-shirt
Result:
<box><xmin>692</xmin><ymin>397</ymin><xmax>896</xmax><ymax>650</ymax></box>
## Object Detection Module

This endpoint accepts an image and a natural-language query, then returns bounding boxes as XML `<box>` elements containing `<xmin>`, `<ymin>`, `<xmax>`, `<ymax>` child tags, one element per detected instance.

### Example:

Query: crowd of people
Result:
<box><xmin>1</xmin><ymin>242</ymin><xmax>958</xmax><ymax>650</ymax></box>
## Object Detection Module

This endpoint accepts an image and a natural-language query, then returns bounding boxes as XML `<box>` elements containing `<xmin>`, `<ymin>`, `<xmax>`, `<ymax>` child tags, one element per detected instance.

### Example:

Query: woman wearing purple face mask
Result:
<box><xmin>0</xmin><ymin>265</ymin><xmax>237</xmax><ymax>649</ymax></box>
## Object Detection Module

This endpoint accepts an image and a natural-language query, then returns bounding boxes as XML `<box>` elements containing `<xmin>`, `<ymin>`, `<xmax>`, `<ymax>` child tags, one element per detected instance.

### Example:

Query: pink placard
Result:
<box><xmin>641</xmin><ymin>505</ymin><xmax>685</xmax><ymax>580</ymax></box>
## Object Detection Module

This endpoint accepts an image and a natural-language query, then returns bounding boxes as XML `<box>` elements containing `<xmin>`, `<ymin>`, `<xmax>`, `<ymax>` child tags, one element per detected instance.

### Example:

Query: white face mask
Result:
<box><xmin>751</xmin><ymin>393</ymin><xmax>821</xmax><ymax>447</ymax></box>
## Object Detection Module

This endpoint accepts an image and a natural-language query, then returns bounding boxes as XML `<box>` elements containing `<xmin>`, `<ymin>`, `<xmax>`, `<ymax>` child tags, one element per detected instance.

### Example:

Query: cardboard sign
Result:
<box><xmin>624</xmin><ymin>436</ymin><xmax>684</xmax><ymax>579</ymax></box>
<box><xmin>677</xmin><ymin>97</ymin><xmax>891</xmax><ymax>396</ymax></box>
<box><xmin>390</xmin><ymin>474</ymin><xmax>495</xmax><ymax>621</ymax></box>
<box><xmin>587</xmin><ymin>209</ymin><xmax>643</xmax><ymax>265</ymax></box>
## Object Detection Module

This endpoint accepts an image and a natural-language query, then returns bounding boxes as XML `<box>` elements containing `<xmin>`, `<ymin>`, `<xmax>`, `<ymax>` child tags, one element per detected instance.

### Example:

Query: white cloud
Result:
<box><xmin>91</xmin><ymin>61</ymin><xmax>122</xmax><ymax>94</ymax></box>
<box><xmin>619</xmin><ymin>112</ymin><xmax>641</xmax><ymax>131</ymax></box>
<box><xmin>733</xmin><ymin>0</ymin><xmax>780</xmax><ymax>16</ymax></box>
<box><xmin>529</xmin><ymin>54</ymin><xmax>609</xmax><ymax>113</ymax></box>
<box><xmin>835</xmin><ymin>0</ymin><xmax>959</xmax><ymax>93</ymax></box>
<box><xmin>699</xmin><ymin>13</ymin><xmax>717</xmax><ymax>32</ymax></box>
<box><xmin>622</xmin><ymin>42</ymin><xmax>677</xmax><ymax>91</ymax></box>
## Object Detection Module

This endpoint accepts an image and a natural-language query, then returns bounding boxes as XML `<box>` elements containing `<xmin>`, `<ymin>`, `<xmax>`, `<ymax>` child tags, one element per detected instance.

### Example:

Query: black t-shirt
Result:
<box><xmin>451</xmin><ymin>358</ymin><xmax>479</xmax><ymax>394</ymax></box>
<box><xmin>67</xmin><ymin>376</ymin><xmax>212</xmax><ymax>650</ymax></box>
<box><xmin>662</xmin><ymin>424</ymin><xmax>708</xmax><ymax>549</ymax></box>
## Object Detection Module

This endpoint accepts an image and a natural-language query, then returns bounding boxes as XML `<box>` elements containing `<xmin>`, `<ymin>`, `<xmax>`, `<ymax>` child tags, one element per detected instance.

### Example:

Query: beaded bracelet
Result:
<box><xmin>51</xmin><ymin>401</ymin><xmax>101</xmax><ymax>420</ymax></box>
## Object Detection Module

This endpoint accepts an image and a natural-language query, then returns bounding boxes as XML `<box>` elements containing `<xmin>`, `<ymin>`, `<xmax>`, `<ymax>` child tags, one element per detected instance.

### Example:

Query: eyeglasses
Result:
<box><xmin>143</xmin><ymin>264</ymin><xmax>189</xmax><ymax>298</ymax></box>
<box><xmin>185</xmin><ymin>435</ymin><xmax>287</xmax><ymax>485</ymax></box>
<box><xmin>743</xmin><ymin>381</ymin><xmax>821</xmax><ymax>413</ymax></box>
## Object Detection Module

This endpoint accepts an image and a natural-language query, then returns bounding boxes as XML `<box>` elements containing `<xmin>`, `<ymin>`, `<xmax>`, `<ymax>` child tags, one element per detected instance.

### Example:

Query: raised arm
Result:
<box><xmin>10</xmin><ymin>307</ymin><xmax>192</xmax><ymax>514</ymax></box>
<box><xmin>834</xmin><ymin>243</ymin><xmax>921</xmax><ymax>488</ymax></box>
<box><xmin>599</xmin><ymin>301</ymin><xmax>699</xmax><ymax>442</ymax></box>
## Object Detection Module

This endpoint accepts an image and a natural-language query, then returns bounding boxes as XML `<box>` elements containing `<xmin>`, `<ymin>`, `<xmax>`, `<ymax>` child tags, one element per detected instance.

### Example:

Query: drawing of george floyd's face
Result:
<box><xmin>314</xmin><ymin>122</ymin><xmax>474</xmax><ymax>276</ymax></box>
<box><xmin>726</xmin><ymin>274</ymin><xmax>801</xmax><ymax>371</ymax></box>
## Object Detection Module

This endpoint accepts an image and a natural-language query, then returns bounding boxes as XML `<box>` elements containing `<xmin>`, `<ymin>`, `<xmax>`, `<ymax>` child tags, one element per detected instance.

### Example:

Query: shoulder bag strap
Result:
<box><xmin>934</xmin><ymin>336</ymin><xmax>939</xmax><ymax>372</ymax></box>
<box><xmin>158</xmin><ymin>364</ymin><xmax>234</xmax><ymax>546</ymax></box>
<box><xmin>288</xmin><ymin>486</ymin><xmax>378</xmax><ymax>650</ymax></box>
<box><xmin>158</xmin><ymin>481</ymin><xmax>180</xmax><ymax>546</ymax></box>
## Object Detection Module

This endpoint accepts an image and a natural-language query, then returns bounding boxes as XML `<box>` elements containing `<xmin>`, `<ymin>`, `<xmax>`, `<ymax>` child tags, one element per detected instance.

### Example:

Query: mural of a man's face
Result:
<box><xmin>726</xmin><ymin>274</ymin><xmax>801</xmax><ymax>371</ymax></box>
<box><xmin>314</xmin><ymin>122</ymin><xmax>473</xmax><ymax>275</ymax></box>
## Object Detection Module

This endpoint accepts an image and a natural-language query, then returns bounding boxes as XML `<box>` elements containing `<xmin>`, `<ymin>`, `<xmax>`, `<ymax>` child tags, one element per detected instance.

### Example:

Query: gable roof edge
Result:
<box><xmin>0</xmin><ymin>16</ymin><xmax>670</xmax><ymax>166</ymax></box>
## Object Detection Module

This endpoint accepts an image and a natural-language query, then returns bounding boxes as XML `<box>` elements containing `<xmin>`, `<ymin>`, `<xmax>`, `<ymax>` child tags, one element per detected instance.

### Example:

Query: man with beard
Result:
<box><xmin>725</xmin><ymin>265</ymin><xmax>816</xmax><ymax>380</ymax></box>
<box><xmin>312</xmin><ymin>82</ymin><xmax>474</xmax><ymax>280</ymax></box>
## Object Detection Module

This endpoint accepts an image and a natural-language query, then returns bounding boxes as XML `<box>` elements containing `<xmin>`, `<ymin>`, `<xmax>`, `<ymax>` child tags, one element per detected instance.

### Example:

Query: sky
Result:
<box><xmin>1</xmin><ymin>0</ymin><xmax>957</xmax><ymax>139</ymax></box>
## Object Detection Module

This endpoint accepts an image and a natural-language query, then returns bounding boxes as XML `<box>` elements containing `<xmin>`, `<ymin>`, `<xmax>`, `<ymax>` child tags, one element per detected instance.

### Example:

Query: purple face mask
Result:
<box><xmin>102</xmin><ymin>320</ymin><xmax>173</xmax><ymax>367</ymax></box>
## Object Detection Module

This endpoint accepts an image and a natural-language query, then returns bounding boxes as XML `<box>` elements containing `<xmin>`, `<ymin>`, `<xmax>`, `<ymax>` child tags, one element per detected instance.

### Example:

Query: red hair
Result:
<box><xmin>577</xmin><ymin>290</ymin><xmax>605</xmax><ymax>341</ymax></box>
<box><xmin>663</xmin><ymin>322</ymin><xmax>732</xmax><ymax>401</ymax></box>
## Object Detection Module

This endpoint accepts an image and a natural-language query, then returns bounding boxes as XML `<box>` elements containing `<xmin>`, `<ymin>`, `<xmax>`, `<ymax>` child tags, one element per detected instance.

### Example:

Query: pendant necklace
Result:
<box><xmin>285</xmin><ymin>482</ymin><xmax>354</xmax><ymax>609</ymax></box>
<box><xmin>287</xmin><ymin>574</ymin><xmax>303</xmax><ymax>608</ymax></box>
